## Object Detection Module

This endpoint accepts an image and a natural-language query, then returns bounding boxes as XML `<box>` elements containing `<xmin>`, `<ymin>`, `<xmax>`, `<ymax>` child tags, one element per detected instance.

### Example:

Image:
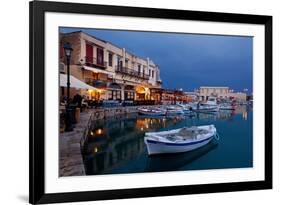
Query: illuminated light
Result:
<box><xmin>90</xmin><ymin>131</ymin><xmax>94</xmax><ymax>136</ymax></box>
<box><xmin>94</xmin><ymin>147</ymin><xmax>98</xmax><ymax>153</ymax></box>
<box><xmin>96</xmin><ymin>128</ymin><xmax>103</xmax><ymax>135</ymax></box>
<box><xmin>140</xmin><ymin>127</ymin><xmax>144</xmax><ymax>131</ymax></box>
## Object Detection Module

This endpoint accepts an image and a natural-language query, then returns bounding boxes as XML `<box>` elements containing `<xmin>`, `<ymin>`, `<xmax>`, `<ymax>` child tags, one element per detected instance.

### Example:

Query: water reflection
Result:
<box><xmin>82</xmin><ymin>105</ymin><xmax>252</xmax><ymax>175</ymax></box>
<box><xmin>146</xmin><ymin>140</ymin><xmax>218</xmax><ymax>172</ymax></box>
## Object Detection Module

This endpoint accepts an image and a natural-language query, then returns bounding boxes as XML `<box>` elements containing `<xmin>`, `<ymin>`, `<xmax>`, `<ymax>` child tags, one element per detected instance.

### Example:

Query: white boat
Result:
<box><xmin>144</xmin><ymin>125</ymin><xmax>217</xmax><ymax>155</ymax></box>
<box><xmin>190</xmin><ymin>97</ymin><xmax>219</xmax><ymax>113</ymax></box>
<box><xmin>194</xmin><ymin>104</ymin><xmax>219</xmax><ymax>113</ymax></box>
<box><xmin>219</xmin><ymin>103</ymin><xmax>235</xmax><ymax>110</ymax></box>
<box><xmin>176</xmin><ymin>104</ymin><xmax>193</xmax><ymax>114</ymax></box>
<box><xmin>166</xmin><ymin>106</ymin><xmax>184</xmax><ymax>115</ymax></box>
<box><xmin>138</xmin><ymin>108</ymin><xmax>166</xmax><ymax>116</ymax></box>
<box><xmin>202</xmin><ymin>96</ymin><xmax>218</xmax><ymax>106</ymax></box>
<box><xmin>199</xmin><ymin>97</ymin><xmax>219</xmax><ymax>111</ymax></box>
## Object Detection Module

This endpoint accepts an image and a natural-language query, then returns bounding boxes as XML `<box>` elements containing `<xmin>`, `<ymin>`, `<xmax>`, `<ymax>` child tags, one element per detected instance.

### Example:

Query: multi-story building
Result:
<box><xmin>199</xmin><ymin>86</ymin><xmax>230</xmax><ymax>101</ymax></box>
<box><xmin>184</xmin><ymin>92</ymin><xmax>198</xmax><ymax>102</ymax></box>
<box><xmin>59</xmin><ymin>31</ymin><xmax>162</xmax><ymax>103</ymax></box>
<box><xmin>198</xmin><ymin>86</ymin><xmax>247</xmax><ymax>102</ymax></box>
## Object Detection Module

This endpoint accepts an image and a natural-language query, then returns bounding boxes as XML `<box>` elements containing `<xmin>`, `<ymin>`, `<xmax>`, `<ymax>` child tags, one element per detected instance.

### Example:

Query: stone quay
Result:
<box><xmin>59</xmin><ymin>105</ymin><xmax>159</xmax><ymax>176</ymax></box>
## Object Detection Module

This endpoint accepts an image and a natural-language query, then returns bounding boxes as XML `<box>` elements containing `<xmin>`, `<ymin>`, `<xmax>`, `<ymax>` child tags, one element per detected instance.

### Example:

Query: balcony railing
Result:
<box><xmin>85</xmin><ymin>56</ymin><xmax>107</xmax><ymax>69</ymax></box>
<box><xmin>157</xmin><ymin>79</ymin><xmax>162</xmax><ymax>84</ymax></box>
<box><xmin>115</xmin><ymin>66</ymin><xmax>149</xmax><ymax>80</ymax></box>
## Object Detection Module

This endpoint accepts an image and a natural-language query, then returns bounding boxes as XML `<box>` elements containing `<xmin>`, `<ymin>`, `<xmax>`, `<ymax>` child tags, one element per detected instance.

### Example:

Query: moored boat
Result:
<box><xmin>144</xmin><ymin>125</ymin><xmax>217</xmax><ymax>155</ymax></box>
<box><xmin>194</xmin><ymin>105</ymin><xmax>219</xmax><ymax>113</ymax></box>
<box><xmin>202</xmin><ymin>96</ymin><xmax>218</xmax><ymax>106</ymax></box>
<box><xmin>166</xmin><ymin>106</ymin><xmax>184</xmax><ymax>115</ymax></box>
<box><xmin>219</xmin><ymin>103</ymin><xmax>235</xmax><ymax>110</ymax></box>
<box><xmin>176</xmin><ymin>104</ymin><xmax>193</xmax><ymax>114</ymax></box>
<box><xmin>138</xmin><ymin>107</ymin><xmax>166</xmax><ymax>116</ymax></box>
<box><xmin>197</xmin><ymin>97</ymin><xmax>219</xmax><ymax>112</ymax></box>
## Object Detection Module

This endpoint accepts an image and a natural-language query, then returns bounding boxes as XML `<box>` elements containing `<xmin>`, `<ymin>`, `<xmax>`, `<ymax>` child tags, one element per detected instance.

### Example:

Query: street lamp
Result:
<box><xmin>63</xmin><ymin>42</ymin><xmax>73</xmax><ymax>132</ymax></box>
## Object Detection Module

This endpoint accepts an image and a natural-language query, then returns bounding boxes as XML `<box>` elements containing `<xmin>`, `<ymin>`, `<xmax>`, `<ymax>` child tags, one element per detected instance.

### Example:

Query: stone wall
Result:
<box><xmin>91</xmin><ymin>106</ymin><xmax>141</xmax><ymax>121</ymax></box>
<box><xmin>59</xmin><ymin>105</ymin><xmax>156</xmax><ymax>176</ymax></box>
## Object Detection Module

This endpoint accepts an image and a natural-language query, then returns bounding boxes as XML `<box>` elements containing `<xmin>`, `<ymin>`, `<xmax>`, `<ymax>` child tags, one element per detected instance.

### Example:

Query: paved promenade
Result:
<box><xmin>59</xmin><ymin>105</ymin><xmax>159</xmax><ymax>176</ymax></box>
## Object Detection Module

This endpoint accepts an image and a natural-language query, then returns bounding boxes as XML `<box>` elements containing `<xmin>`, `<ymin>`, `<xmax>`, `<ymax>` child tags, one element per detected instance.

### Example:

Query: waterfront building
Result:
<box><xmin>184</xmin><ymin>92</ymin><xmax>198</xmax><ymax>102</ymax></box>
<box><xmin>228</xmin><ymin>92</ymin><xmax>247</xmax><ymax>102</ymax></box>
<box><xmin>198</xmin><ymin>86</ymin><xmax>247</xmax><ymax>102</ymax></box>
<box><xmin>199</xmin><ymin>86</ymin><xmax>230</xmax><ymax>101</ymax></box>
<box><xmin>160</xmin><ymin>89</ymin><xmax>193</xmax><ymax>105</ymax></box>
<box><xmin>59</xmin><ymin>31</ymin><xmax>162</xmax><ymax>104</ymax></box>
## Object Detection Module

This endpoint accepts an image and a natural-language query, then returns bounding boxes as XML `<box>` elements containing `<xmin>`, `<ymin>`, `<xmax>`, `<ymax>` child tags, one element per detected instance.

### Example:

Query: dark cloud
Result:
<box><xmin>60</xmin><ymin>27</ymin><xmax>253</xmax><ymax>93</ymax></box>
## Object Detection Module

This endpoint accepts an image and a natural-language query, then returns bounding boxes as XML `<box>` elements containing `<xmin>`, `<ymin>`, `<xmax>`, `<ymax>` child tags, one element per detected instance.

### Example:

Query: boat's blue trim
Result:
<box><xmin>146</xmin><ymin>135</ymin><xmax>213</xmax><ymax>146</ymax></box>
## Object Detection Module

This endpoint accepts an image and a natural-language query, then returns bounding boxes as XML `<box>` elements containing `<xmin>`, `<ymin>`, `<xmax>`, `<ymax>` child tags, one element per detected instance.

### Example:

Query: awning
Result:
<box><xmin>108</xmin><ymin>82</ymin><xmax>121</xmax><ymax>90</ymax></box>
<box><xmin>60</xmin><ymin>74</ymin><xmax>97</xmax><ymax>90</ymax></box>
<box><xmin>92</xmin><ymin>80</ymin><xmax>107</xmax><ymax>89</ymax></box>
<box><xmin>83</xmin><ymin>66</ymin><xmax>115</xmax><ymax>77</ymax></box>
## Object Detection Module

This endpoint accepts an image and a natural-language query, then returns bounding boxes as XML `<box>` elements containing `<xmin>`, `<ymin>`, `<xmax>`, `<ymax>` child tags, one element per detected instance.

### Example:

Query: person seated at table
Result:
<box><xmin>81</xmin><ymin>95</ymin><xmax>89</xmax><ymax>110</ymax></box>
<box><xmin>72</xmin><ymin>93</ymin><xmax>83</xmax><ymax>111</ymax></box>
<box><xmin>60</xmin><ymin>95</ymin><xmax>67</xmax><ymax>106</ymax></box>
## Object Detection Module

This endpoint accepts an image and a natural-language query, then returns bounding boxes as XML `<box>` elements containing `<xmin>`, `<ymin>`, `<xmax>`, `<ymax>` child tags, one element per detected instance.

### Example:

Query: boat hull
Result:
<box><xmin>166</xmin><ymin>110</ymin><xmax>184</xmax><ymax>115</ymax></box>
<box><xmin>138</xmin><ymin>111</ymin><xmax>166</xmax><ymax>116</ymax></box>
<box><xmin>145</xmin><ymin>136</ymin><xmax>214</xmax><ymax>155</ymax></box>
<box><xmin>194</xmin><ymin>108</ymin><xmax>218</xmax><ymax>113</ymax></box>
<box><xmin>220</xmin><ymin>108</ymin><xmax>235</xmax><ymax>110</ymax></box>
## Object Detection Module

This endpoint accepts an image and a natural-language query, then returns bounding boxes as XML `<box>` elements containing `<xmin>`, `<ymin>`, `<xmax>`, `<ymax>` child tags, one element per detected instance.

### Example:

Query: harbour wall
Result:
<box><xmin>59</xmin><ymin>105</ymin><xmax>157</xmax><ymax>176</ymax></box>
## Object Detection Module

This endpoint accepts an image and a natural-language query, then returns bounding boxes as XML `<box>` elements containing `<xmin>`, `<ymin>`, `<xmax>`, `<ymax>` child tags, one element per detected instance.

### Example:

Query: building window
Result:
<box><xmin>96</xmin><ymin>47</ymin><xmax>104</xmax><ymax>65</ymax></box>
<box><xmin>108</xmin><ymin>53</ymin><xmax>113</xmax><ymax>67</ymax></box>
<box><xmin>108</xmin><ymin>91</ymin><xmax>113</xmax><ymax>99</ymax></box>
<box><xmin>108</xmin><ymin>90</ymin><xmax>121</xmax><ymax>100</ymax></box>
<box><xmin>125</xmin><ymin>91</ymin><xmax>134</xmax><ymax>100</ymax></box>
<box><xmin>149</xmin><ymin>69</ymin><xmax>151</xmax><ymax>76</ymax></box>
<box><xmin>152</xmin><ymin>70</ymin><xmax>154</xmax><ymax>78</ymax></box>
<box><xmin>138</xmin><ymin>65</ymin><xmax>141</xmax><ymax>75</ymax></box>
<box><xmin>117</xmin><ymin>56</ymin><xmax>122</xmax><ymax>69</ymax></box>
<box><xmin>132</xmin><ymin>62</ymin><xmax>135</xmax><ymax>69</ymax></box>
<box><xmin>86</xmin><ymin>43</ymin><xmax>93</xmax><ymax>64</ymax></box>
<box><xmin>125</xmin><ymin>59</ymin><xmax>129</xmax><ymax>68</ymax></box>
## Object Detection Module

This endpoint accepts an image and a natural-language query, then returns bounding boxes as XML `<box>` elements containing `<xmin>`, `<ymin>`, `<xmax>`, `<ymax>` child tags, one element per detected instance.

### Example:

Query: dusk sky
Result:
<box><xmin>60</xmin><ymin>27</ymin><xmax>253</xmax><ymax>93</ymax></box>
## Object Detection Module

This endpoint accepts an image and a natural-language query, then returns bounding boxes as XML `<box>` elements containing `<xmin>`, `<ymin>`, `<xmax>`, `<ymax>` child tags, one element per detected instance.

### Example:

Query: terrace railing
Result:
<box><xmin>85</xmin><ymin>56</ymin><xmax>107</xmax><ymax>69</ymax></box>
<box><xmin>115</xmin><ymin>66</ymin><xmax>149</xmax><ymax>80</ymax></box>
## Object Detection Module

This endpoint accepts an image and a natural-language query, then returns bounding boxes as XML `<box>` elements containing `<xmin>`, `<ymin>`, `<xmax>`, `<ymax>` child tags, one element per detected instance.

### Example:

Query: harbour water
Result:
<box><xmin>82</xmin><ymin>105</ymin><xmax>253</xmax><ymax>175</ymax></box>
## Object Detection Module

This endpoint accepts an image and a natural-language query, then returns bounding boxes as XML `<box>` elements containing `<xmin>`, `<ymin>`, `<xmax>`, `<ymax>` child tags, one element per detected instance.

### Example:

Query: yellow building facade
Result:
<box><xmin>59</xmin><ymin>31</ymin><xmax>162</xmax><ymax>103</ymax></box>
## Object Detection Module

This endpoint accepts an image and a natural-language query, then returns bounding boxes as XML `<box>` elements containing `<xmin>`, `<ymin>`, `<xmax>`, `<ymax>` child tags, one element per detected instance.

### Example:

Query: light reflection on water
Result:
<box><xmin>82</xmin><ymin>105</ymin><xmax>253</xmax><ymax>175</ymax></box>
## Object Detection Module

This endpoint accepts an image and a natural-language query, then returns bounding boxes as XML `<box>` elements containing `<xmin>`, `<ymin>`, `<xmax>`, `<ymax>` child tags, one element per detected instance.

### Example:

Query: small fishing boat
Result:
<box><xmin>166</xmin><ymin>106</ymin><xmax>184</xmax><ymax>115</ymax></box>
<box><xmin>202</xmin><ymin>96</ymin><xmax>218</xmax><ymax>106</ymax></box>
<box><xmin>176</xmin><ymin>104</ymin><xmax>193</xmax><ymax>114</ymax></box>
<box><xmin>144</xmin><ymin>125</ymin><xmax>217</xmax><ymax>155</ymax></box>
<box><xmin>196</xmin><ymin>97</ymin><xmax>219</xmax><ymax>112</ymax></box>
<box><xmin>138</xmin><ymin>107</ymin><xmax>166</xmax><ymax>116</ymax></box>
<box><xmin>194</xmin><ymin>105</ymin><xmax>219</xmax><ymax>113</ymax></box>
<box><xmin>219</xmin><ymin>103</ymin><xmax>235</xmax><ymax>110</ymax></box>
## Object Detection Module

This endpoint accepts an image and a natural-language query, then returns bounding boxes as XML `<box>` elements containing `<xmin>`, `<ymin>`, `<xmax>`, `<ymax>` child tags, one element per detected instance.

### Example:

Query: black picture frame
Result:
<box><xmin>29</xmin><ymin>0</ymin><xmax>272</xmax><ymax>204</ymax></box>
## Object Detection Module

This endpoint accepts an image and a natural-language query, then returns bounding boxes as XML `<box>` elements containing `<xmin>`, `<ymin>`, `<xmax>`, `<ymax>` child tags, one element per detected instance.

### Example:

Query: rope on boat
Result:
<box><xmin>215</xmin><ymin>132</ymin><xmax>220</xmax><ymax>141</ymax></box>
